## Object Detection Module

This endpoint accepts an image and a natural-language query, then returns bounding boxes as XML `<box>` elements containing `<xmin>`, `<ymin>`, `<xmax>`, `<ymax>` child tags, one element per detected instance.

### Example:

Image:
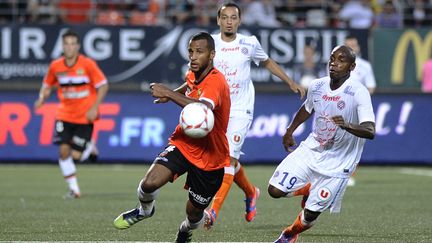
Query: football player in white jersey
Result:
<box><xmin>344</xmin><ymin>35</ymin><xmax>377</xmax><ymax>187</ymax></box>
<box><xmin>268</xmin><ymin>45</ymin><xmax>375</xmax><ymax>243</ymax></box>
<box><xmin>204</xmin><ymin>2</ymin><xmax>305</xmax><ymax>229</ymax></box>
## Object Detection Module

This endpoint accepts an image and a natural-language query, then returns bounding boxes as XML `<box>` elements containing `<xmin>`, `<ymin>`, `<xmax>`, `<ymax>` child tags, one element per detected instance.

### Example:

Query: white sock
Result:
<box><xmin>137</xmin><ymin>180</ymin><xmax>159</xmax><ymax>216</ymax></box>
<box><xmin>179</xmin><ymin>215</ymin><xmax>204</xmax><ymax>232</ymax></box>
<box><xmin>59</xmin><ymin>157</ymin><xmax>79</xmax><ymax>193</ymax></box>
<box><xmin>80</xmin><ymin>141</ymin><xmax>94</xmax><ymax>162</ymax></box>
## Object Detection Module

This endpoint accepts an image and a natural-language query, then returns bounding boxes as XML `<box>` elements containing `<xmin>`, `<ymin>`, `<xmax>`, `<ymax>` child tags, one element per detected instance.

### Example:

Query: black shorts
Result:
<box><xmin>154</xmin><ymin>145</ymin><xmax>224</xmax><ymax>210</ymax></box>
<box><xmin>53</xmin><ymin>120</ymin><xmax>93</xmax><ymax>152</ymax></box>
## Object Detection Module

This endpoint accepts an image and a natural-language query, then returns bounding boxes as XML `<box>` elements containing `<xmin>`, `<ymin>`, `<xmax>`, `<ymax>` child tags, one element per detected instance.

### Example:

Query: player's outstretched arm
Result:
<box><xmin>262</xmin><ymin>58</ymin><xmax>306</xmax><ymax>99</ymax></box>
<box><xmin>331</xmin><ymin>116</ymin><xmax>375</xmax><ymax>139</ymax></box>
<box><xmin>150</xmin><ymin>82</ymin><xmax>199</xmax><ymax>108</ymax></box>
<box><xmin>34</xmin><ymin>85</ymin><xmax>52</xmax><ymax>110</ymax></box>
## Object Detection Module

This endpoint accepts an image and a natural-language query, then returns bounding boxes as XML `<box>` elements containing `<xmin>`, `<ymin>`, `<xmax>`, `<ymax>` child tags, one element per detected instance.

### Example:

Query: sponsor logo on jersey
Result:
<box><xmin>239</xmin><ymin>38</ymin><xmax>253</xmax><ymax>47</ymax></box>
<box><xmin>312</xmin><ymin>81</ymin><xmax>325</xmax><ymax>93</ymax></box>
<box><xmin>322</xmin><ymin>95</ymin><xmax>341</xmax><ymax>102</ymax></box>
<box><xmin>221</xmin><ymin>47</ymin><xmax>240</xmax><ymax>52</ymax></box>
<box><xmin>318</xmin><ymin>187</ymin><xmax>331</xmax><ymax>201</ymax></box>
<box><xmin>232</xmin><ymin>133</ymin><xmax>242</xmax><ymax>145</ymax></box>
<box><xmin>337</xmin><ymin>100</ymin><xmax>346</xmax><ymax>110</ymax></box>
<box><xmin>344</xmin><ymin>86</ymin><xmax>355</xmax><ymax>96</ymax></box>
<box><xmin>188</xmin><ymin>188</ymin><xmax>212</xmax><ymax>205</ymax></box>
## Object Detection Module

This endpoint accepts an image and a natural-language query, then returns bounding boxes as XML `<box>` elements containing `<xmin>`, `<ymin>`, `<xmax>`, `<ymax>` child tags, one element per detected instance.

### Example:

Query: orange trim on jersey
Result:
<box><xmin>43</xmin><ymin>54</ymin><xmax>107</xmax><ymax>124</ymax></box>
<box><xmin>169</xmin><ymin>68</ymin><xmax>230</xmax><ymax>171</ymax></box>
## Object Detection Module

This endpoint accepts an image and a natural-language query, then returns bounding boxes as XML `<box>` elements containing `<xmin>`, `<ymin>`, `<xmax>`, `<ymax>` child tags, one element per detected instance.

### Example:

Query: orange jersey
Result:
<box><xmin>43</xmin><ymin>54</ymin><xmax>107</xmax><ymax>124</ymax></box>
<box><xmin>169</xmin><ymin>68</ymin><xmax>231</xmax><ymax>171</ymax></box>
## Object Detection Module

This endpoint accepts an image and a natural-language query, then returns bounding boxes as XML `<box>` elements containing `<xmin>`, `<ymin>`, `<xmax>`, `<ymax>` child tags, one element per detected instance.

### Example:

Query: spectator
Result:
<box><xmin>375</xmin><ymin>0</ymin><xmax>403</xmax><ymax>28</ymax></box>
<box><xmin>412</xmin><ymin>0</ymin><xmax>427</xmax><ymax>27</ymax></box>
<box><xmin>339</xmin><ymin>0</ymin><xmax>375</xmax><ymax>29</ymax></box>
<box><xmin>168</xmin><ymin>0</ymin><xmax>195</xmax><ymax>25</ymax></box>
<box><xmin>28</xmin><ymin>0</ymin><xmax>58</xmax><ymax>24</ymax></box>
<box><xmin>129</xmin><ymin>0</ymin><xmax>163</xmax><ymax>26</ymax></box>
<box><xmin>58</xmin><ymin>0</ymin><xmax>92</xmax><ymax>24</ymax></box>
<box><xmin>242</xmin><ymin>0</ymin><xmax>281</xmax><ymax>27</ymax></box>
<box><xmin>422</xmin><ymin>59</ymin><xmax>432</xmax><ymax>93</ymax></box>
<box><xmin>293</xmin><ymin>44</ymin><xmax>326</xmax><ymax>89</ymax></box>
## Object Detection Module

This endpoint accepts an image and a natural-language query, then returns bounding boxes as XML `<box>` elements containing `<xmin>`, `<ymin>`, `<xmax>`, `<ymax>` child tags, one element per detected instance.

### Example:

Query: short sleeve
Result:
<box><xmin>250</xmin><ymin>36</ymin><xmax>269</xmax><ymax>66</ymax></box>
<box><xmin>198</xmin><ymin>73</ymin><xmax>224</xmax><ymax>110</ymax></box>
<box><xmin>303</xmin><ymin>85</ymin><xmax>314</xmax><ymax>113</ymax></box>
<box><xmin>42</xmin><ymin>62</ymin><xmax>57</xmax><ymax>87</ymax></box>
<box><xmin>87</xmin><ymin>58</ymin><xmax>107</xmax><ymax>88</ymax></box>
<box><xmin>356</xmin><ymin>87</ymin><xmax>375</xmax><ymax>123</ymax></box>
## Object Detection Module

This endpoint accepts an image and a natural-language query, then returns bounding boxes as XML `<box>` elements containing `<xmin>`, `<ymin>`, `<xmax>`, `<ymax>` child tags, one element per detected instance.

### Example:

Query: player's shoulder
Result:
<box><xmin>347</xmin><ymin>76</ymin><xmax>370</xmax><ymax>95</ymax></box>
<box><xmin>309</xmin><ymin>76</ymin><xmax>329</xmax><ymax>89</ymax></box>
<box><xmin>50</xmin><ymin>56</ymin><xmax>65</xmax><ymax>67</ymax></box>
<box><xmin>77</xmin><ymin>54</ymin><xmax>97</xmax><ymax>65</ymax></box>
<box><xmin>237</xmin><ymin>33</ymin><xmax>260</xmax><ymax>45</ymax></box>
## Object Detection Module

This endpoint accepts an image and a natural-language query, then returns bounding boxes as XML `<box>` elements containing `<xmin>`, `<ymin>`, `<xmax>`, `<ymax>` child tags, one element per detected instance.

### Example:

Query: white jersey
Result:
<box><xmin>351</xmin><ymin>57</ymin><xmax>376</xmax><ymax>89</ymax></box>
<box><xmin>212</xmin><ymin>33</ymin><xmax>269</xmax><ymax>118</ymax></box>
<box><xmin>301</xmin><ymin>76</ymin><xmax>375</xmax><ymax>177</ymax></box>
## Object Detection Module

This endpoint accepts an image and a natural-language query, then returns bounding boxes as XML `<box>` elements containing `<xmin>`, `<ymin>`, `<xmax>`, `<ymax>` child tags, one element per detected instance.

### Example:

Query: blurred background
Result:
<box><xmin>0</xmin><ymin>0</ymin><xmax>431</xmax><ymax>165</ymax></box>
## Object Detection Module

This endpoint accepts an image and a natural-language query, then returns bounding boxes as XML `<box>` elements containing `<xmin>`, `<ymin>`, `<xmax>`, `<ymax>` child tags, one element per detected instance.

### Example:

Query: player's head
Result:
<box><xmin>188</xmin><ymin>32</ymin><xmax>215</xmax><ymax>73</ymax></box>
<box><xmin>328</xmin><ymin>45</ymin><xmax>356</xmax><ymax>80</ymax></box>
<box><xmin>344</xmin><ymin>34</ymin><xmax>360</xmax><ymax>55</ymax></box>
<box><xmin>62</xmin><ymin>30</ymin><xmax>80</xmax><ymax>59</ymax></box>
<box><xmin>217</xmin><ymin>2</ymin><xmax>241</xmax><ymax>38</ymax></box>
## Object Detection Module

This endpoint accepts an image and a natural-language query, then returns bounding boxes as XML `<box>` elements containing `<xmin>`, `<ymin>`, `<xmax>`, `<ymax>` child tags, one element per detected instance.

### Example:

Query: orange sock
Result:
<box><xmin>234</xmin><ymin>163</ymin><xmax>255</xmax><ymax>197</ymax></box>
<box><xmin>210</xmin><ymin>170</ymin><xmax>234</xmax><ymax>216</ymax></box>
<box><xmin>283</xmin><ymin>210</ymin><xmax>313</xmax><ymax>236</ymax></box>
<box><xmin>293</xmin><ymin>183</ymin><xmax>311</xmax><ymax>197</ymax></box>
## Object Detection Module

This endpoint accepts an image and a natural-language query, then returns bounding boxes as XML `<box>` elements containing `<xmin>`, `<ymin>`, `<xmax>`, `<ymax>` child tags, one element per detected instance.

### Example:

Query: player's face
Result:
<box><xmin>62</xmin><ymin>36</ymin><xmax>80</xmax><ymax>59</ymax></box>
<box><xmin>217</xmin><ymin>6</ymin><xmax>240</xmax><ymax>37</ymax></box>
<box><xmin>328</xmin><ymin>46</ymin><xmax>355</xmax><ymax>80</ymax></box>
<box><xmin>188</xmin><ymin>39</ymin><xmax>214</xmax><ymax>73</ymax></box>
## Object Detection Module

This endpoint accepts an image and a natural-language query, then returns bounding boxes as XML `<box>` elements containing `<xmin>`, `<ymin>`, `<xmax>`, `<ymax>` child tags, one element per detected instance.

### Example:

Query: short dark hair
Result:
<box><xmin>217</xmin><ymin>2</ymin><xmax>241</xmax><ymax>18</ymax></box>
<box><xmin>190</xmin><ymin>32</ymin><xmax>215</xmax><ymax>51</ymax></box>
<box><xmin>62</xmin><ymin>30</ymin><xmax>80</xmax><ymax>43</ymax></box>
<box><xmin>342</xmin><ymin>45</ymin><xmax>356</xmax><ymax>63</ymax></box>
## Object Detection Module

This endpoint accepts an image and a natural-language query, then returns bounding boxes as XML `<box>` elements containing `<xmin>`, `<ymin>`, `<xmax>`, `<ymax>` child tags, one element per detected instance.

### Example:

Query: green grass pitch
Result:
<box><xmin>1</xmin><ymin>164</ymin><xmax>431</xmax><ymax>242</ymax></box>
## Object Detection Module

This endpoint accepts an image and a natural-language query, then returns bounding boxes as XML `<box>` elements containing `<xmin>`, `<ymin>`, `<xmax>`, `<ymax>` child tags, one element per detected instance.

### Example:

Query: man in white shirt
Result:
<box><xmin>204</xmin><ymin>2</ymin><xmax>305</xmax><ymax>229</ymax></box>
<box><xmin>268</xmin><ymin>45</ymin><xmax>375</xmax><ymax>242</ymax></box>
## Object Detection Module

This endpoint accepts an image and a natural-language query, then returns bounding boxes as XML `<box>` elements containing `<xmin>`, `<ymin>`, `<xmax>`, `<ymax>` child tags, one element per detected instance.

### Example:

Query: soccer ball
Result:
<box><xmin>179</xmin><ymin>102</ymin><xmax>214</xmax><ymax>138</ymax></box>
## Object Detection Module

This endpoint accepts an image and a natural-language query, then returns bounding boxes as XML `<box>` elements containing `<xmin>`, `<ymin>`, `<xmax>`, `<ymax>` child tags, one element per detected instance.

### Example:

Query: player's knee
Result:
<box><xmin>267</xmin><ymin>185</ymin><xmax>286</xmax><ymax>198</ymax></box>
<box><xmin>304</xmin><ymin>208</ymin><xmax>320</xmax><ymax>222</ymax></box>
<box><xmin>140</xmin><ymin>176</ymin><xmax>160</xmax><ymax>193</ymax></box>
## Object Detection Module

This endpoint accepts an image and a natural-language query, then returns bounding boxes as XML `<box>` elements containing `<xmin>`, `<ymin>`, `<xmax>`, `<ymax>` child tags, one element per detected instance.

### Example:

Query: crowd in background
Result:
<box><xmin>0</xmin><ymin>0</ymin><xmax>431</xmax><ymax>29</ymax></box>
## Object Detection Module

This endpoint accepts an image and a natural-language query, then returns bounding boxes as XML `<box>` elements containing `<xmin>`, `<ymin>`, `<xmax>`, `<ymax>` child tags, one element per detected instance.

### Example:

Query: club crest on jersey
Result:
<box><xmin>198</xmin><ymin>88</ymin><xmax>202</xmax><ymax>97</ymax></box>
<box><xmin>337</xmin><ymin>100</ymin><xmax>346</xmax><ymax>110</ymax></box>
<box><xmin>241</xmin><ymin>47</ymin><xmax>249</xmax><ymax>55</ymax></box>
<box><xmin>77</xmin><ymin>68</ymin><xmax>85</xmax><ymax>75</ymax></box>
<box><xmin>318</xmin><ymin>187</ymin><xmax>331</xmax><ymax>201</ymax></box>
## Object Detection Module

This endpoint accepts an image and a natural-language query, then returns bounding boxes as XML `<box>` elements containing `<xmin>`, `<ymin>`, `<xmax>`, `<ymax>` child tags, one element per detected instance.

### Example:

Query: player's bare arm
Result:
<box><xmin>150</xmin><ymin>82</ymin><xmax>208</xmax><ymax>108</ymax></box>
<box><xmin>261</xmin><ymin>58</ymin><xmax>306</xmax><ymax>99</ymax></box>
<box><xmin>331</xmin><ymin>116</ymin><xmax>375</xmax><ymax>139</ymax></box>
<box><xmin>87</xmin><ymin>83</ymin><xmax>109</xmax><ymax>122</ymax></box>
<box><xmin>34</xmin><ymin>85</ymin><xmax>52</xmax><ymax>110</ymax></box>
<box><xmin>283</xmin><ymin>105</ymin><xmax>313</xmax><ymax>152</ymax></box>
<box><xmin>152</xmin><ymin>82</ymin><xmax>188</xmax><ymax>104</ymax></box>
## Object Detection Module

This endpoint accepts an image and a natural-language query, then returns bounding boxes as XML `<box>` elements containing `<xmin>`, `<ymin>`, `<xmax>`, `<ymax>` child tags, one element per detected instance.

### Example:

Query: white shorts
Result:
<box><xmin>226</xmin><ymin>116</ymin><xmax>252</xmax><ymax>160</ymax></box>
<box><xmin>269</xmin><ymin>145</ymin><xmax>349</xmax><ymax>213</ymax></box>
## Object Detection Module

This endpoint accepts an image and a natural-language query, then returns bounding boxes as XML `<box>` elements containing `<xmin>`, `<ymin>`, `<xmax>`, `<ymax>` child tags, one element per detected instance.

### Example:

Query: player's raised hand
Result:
<box><xmin>282</xmin><ymin>131</ymin><xmax>297</xmax><ymax>152</ymax></box>
<box><xmin>150</xmin><ymin>83</ymin><xmax>170</xmax><ymax>103</ymax></box>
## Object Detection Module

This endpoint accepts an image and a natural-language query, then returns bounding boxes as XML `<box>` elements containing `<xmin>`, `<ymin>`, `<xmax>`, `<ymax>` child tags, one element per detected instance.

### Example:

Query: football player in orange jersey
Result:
<box><xmin>34</xmin><ymin>30</ymin><xmax>108</xmax><ymax>199</ymax></box>
<box><xmin>113</xmin><ymin>32</ymin><xmax>231</xmax><ymax>243</ymax></box>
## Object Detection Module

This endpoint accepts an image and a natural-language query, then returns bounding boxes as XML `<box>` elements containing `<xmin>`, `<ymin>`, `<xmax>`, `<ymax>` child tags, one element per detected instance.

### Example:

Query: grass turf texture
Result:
<box><xmin>0</xmin><ymin>164</ymin><xmax>431</xmax><ymax>242</ymax></box>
